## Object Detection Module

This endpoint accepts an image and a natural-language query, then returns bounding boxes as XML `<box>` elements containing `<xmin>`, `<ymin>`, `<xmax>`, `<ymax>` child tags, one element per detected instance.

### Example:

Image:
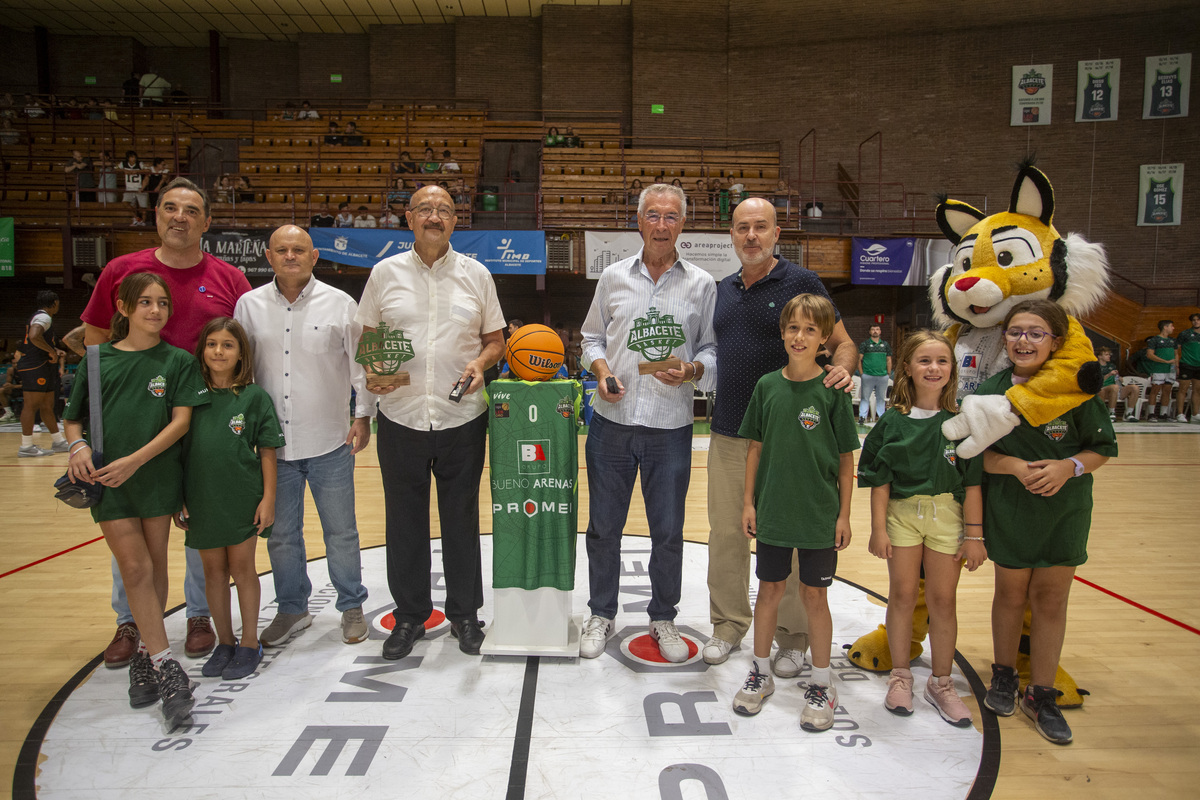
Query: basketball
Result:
<box><xmin>506</xmin><ymin>324</ymin><xmax>565</xmax><ymax>381</ymax></box>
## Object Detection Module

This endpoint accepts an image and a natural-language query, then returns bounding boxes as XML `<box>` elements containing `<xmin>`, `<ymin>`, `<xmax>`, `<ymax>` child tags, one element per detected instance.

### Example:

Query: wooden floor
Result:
<box><xmin>2</xmin><ymin>427</ymin><xmax>1198</xmax><ymax>799</ymax></box>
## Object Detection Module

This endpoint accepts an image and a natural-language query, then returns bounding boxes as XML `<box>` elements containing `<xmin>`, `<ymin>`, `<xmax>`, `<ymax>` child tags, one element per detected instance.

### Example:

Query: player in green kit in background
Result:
<box><xmin>1143</xmin><ymin>320</ymin><xmax>1178</xmax><ymax>422</ymax></box>
<box><xmin>1174</xmin><ymin>313</ymin><xmax>1200</xmax><ymax>423</ymax></box>
<box><xmin>858</xmin><ymin>324</ymin><xmax>892</xmax><ymax>424</ymax></box>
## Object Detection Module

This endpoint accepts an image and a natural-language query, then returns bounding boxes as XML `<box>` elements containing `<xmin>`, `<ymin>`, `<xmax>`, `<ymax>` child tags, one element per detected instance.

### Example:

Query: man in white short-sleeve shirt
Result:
<box><xmin>356</xmin><ymin>184</ymin><xmax>505</xmax><ymax>661</ymax></box>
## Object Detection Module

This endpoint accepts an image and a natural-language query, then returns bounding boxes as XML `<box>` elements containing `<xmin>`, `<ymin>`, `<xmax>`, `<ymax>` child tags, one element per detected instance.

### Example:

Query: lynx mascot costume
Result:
<box><xmin>847</xmin><ymin>164</ymin><xmax>1108</xmax><ymax>707</ymax></box>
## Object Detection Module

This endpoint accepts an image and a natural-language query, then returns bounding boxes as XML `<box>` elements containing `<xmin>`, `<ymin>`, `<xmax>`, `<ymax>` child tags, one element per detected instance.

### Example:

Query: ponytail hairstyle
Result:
<box><xmin>110</xmin><ymin>272</ymin><xmax>172</xmax><ymax>342</ymax></box>
<box><xmin>195</xmin><ymin>316</ymin><xmax>254</xmax><ymax>393</ymax></box>
<box><xmin>890</xmin><ymin>329</ymin><xmax>959</xmax><ymax>415</ymax></box>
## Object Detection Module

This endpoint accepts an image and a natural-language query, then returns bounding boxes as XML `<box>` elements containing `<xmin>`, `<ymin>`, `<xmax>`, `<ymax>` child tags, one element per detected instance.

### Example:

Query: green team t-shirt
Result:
<box><xmin>182</xmin><ymin>384</ymin><xmax>285</xmax><ymax>549</ymax></box>
<box><xmin>858</xmin><ymin>338</ymin><xmax>892</xmax><ymax>376</ymax></box>
<box><xmin>64</xmin><ymin>341</ymin><xmax>210</xmax><ymax>523</ymax></box>
<box><xmin>976</xmin><ymin>370</ymin><xmax>1117</xmax><ymax>569</ymax></box>
<box><xmin>1099</xmin><ymin>363</ymin><xmax>1119</xmax><ymax>387</ymax></box>
<box><xmin>739</xmin><ymin>370</ymin><xmax>860</xmax><ymax>549</ymax></box>
<box><xmin>856</xmin><ymin>407</ymin><xmax>982</xmax><ymax>503</ymax></box>
<box><xmin>1145</xmin><ymin>335</ymin><xmax>1177</xmax><ymax>374</ymax></box>
<box><xmin>1177</xmin><ymin>327</ymin><xmax>1200</xmax><ymax>367</ymax></box>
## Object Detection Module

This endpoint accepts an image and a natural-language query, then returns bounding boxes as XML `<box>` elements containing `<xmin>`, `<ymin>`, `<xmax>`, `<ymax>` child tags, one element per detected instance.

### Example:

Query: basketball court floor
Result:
<box><xmin>2</xmin><ymin>425</ymin><xmax>1198</xmax><ymax>799</ymax></box>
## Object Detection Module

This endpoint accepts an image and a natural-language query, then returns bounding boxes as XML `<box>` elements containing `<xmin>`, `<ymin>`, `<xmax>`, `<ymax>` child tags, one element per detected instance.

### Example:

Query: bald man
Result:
<box><xmin>234</xmin><ymin>225</ymin><xmax>373</xmax><ymax>647</ymax></box>
<box><xmin>704</xmin><ymin>197</ymin><xmax>856</xmax><ymax>671</ymax></box>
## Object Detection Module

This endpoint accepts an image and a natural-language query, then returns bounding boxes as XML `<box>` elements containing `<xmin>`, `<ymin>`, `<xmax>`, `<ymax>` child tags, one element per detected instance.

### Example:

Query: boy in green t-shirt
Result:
<box><xmin>1144</xmin><ymin>320</ymin><xmax>1178</xmax><ymax>422</ymax></box>
<box><xmin>1174</xmin><ymin>313</ymin><xmax>1200</xmax><ymax>423</ymax></box>
<box><xmin>1096</xmin><ymin>347</ymin><xmax>1140</xmax><ymax>422</ymax></box>
<box><xmin>733</xmin><ymin>293</ymin><xmax>860</xmax><ymax>732</ymax></box>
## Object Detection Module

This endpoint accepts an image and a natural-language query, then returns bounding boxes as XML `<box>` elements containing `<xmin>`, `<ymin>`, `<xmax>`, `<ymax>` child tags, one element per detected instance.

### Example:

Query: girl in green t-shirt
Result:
<box><xmin>979</xmin><ymin>300</ymin><xmax>1115</xmax><ymax>746</ymax></box>
<box><xmin>858</xmin><ymin>330</ymin><xmax>985</xmax><ymax>726</ymax></box>
<box><xmin>64</xmin><ymin>272</ymin><xmax>209</xmax><ymax>731</ymax></box>
<box><xmin>176</xmin><ymin>317</ymin><xmax>283</xmax><ymax>683</ymax></box>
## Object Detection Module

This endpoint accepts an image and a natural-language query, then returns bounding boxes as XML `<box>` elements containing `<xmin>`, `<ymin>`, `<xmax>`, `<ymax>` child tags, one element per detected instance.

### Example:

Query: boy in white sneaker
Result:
<box><xmin>732</xmin><ymin>294</ymin><xmax>858</xmax><ymax>731</ymax></box>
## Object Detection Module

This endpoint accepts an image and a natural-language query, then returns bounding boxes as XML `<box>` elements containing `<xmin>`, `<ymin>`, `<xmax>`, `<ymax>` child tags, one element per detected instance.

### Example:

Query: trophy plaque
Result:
<box><xmin>356</xmin><ymin>323</ymin><xmax>414</xmax><ymax>391</ymax></box>
<box><xmin>628</xmin><ymin>307</ymin><xmax>686</xmax><ymax>375</ymax></box>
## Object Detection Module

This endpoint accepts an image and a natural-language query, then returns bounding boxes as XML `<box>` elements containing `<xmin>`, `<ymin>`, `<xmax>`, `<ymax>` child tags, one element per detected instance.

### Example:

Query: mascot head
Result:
<box><xmin>930</xmin><ymin>164</ymin><xmax>1109</xmax><ymax>330</ymax></box>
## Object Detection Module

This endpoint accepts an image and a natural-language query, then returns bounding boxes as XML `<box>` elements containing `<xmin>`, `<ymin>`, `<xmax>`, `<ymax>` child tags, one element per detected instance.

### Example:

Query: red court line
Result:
<box><xmin>0</xmin><ymin>536</ymin><xmax>104</xmax><ymax>580</ymax></box>
<box><xmin>1074</xmin><ymin>575</ymin><xmax>1200</xmax><ymax>636</ymax></box>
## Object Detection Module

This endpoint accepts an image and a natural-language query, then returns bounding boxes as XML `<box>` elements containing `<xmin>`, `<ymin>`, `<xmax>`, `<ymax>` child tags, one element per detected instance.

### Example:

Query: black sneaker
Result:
<box><xmin>983</xmin><ymin>663</ymin><xmax>1019</xmax><ymax>716</ymax></box>
<box><xmin>128</xmin><ymin>652</ymin><xmax>159</xmax><ymax>709</ymax></box>
<box><xmin>1022</xmin><ymin>684</ymin><xmax>1072</xmax><ymax>744</ymax></box>
<box><xmin>157</xmin><ymin>659</ymin><xmax>197</xmax><ymax>730</ymax></box>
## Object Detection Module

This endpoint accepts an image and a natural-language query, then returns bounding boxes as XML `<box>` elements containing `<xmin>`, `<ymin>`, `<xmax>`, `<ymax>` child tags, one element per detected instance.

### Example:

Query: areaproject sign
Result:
<box><xmin>308</xmin><ymin>229</ymin><xmax>546</xmax><ymax>274</ymax></box>
<box><xmin>584</xmin><ymin>231</ymin><xmax>737</xmax><ymax>281</ymax></box>
<box><xmin>851</xmin><ymin>237</ymin><xmax>916</xmax><ymax>285</ymax></box>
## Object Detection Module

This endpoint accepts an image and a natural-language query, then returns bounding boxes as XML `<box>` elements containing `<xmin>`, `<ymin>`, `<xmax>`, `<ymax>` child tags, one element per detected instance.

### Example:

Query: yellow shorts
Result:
<box><xmin>886</xmin><ymin>493</ymin><xmax>963</xmax><ymax>556</ymax></box>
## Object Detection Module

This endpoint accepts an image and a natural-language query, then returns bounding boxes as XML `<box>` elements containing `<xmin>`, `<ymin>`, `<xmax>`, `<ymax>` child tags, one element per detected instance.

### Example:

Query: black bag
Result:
<box><xmin>54</xmin><ymin>345</ymin><xmax>104</xmax><ymax>509</ymax></box>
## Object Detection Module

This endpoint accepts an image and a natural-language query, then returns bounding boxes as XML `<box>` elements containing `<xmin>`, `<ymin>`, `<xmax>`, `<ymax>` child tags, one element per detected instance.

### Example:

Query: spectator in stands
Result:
<box><xmin>334</xmin><ymin>202</ymin><xmax>354</xmax><ymax>227</ymax></box>
<box><xmin>421</xmin><ymin>147</ymin><xmax>440</xmax><ymax>174</ymax></box>
<box><xmin>100</xmin><ymin>98</ymin><xmax>118</xmax><ymax>121</ymax></box>
<box><xmin>122</xmin><ymin>72</ymin><xmax>141</xmax><ymax>104</ymax></box>
<box><xmin>61</xmin><ymin>97</ymin><xmax>83</xmax><ymax>120</ymax></box>
<box><xmin>387</xmin><ymin>178</ymin><xmax>412</xmax><ymax>207</ymax></box>
<box><xmin>310</xmin><ymin>203</ymin><xmax>336</xmax><ymax>227</ymax></box>
<box><xmin>128</xmin><ymin>203</ymin><xmax>147</xmax><ymax>226</ymax></box>
<box><xmin>692</xmin><ymin>178</ymin><xmax>709</xmax><ymax>205</ymax></box>
<box><xmin>298</xmin><ymin>100</ymin><xmax>320</xmax><ymax>120</ymax></box>
<box><xmin>396</xmin><ymin>152</ymin><xmax>418</xmax><ymax>174</ymax></box>
<box><xmin>324</xmin><ymin>122</ymin><xmax>342</xmax><ymax>146</ymax></box>
<box><xmin>353</xmin><ymin>205</ymin><xmax>377</xmax><ymax>228</ymax></box>
<box><xmin>378</xmin><ymin>205</ymin><xmax>404</xmax><ymax>229</ymax></box>
<box><xmin>772</xmin><ymin>178</ymin><xmax>791</xmax><ymax>209</ymax></box>
<box><xmin>344</xmin><ymin>121</ymin><xmax>364</xmax><ymax>146</ymax></box>
<box><xmin>626</xmin><ymin>178</ymin><xmax>643</xmax><ymax>204</ymax></box>
<box><xmin>280</xmin><ymin>102</ymin><xmax>297</xmax><ymax>121</ymax></box>
<box><xmin>451</xmin><ymin>177</ymin><xmax>468</xmax><ymax>206</ymax></box>
<box><xmin>119</xmin><ymin>150</ymin><xmax>148</xmax><ymax>208</ymax></box>
<box><xmin>653</xmin><ymin>173</ymin><xmax>665</xmax><ymax>185</ymax></box>
<box><xmin>563</xmin><ymin>127</ymin><xmax>581</xmax><ymax>148</ymax></box>
<box><xmin>22</xmin><ymin>93</ymin><xmax>47</xmax><ymax>119</ymax></box>
<box><xmin>0</xmin><ymin>119</ymin><xmax>21</xmax><ymax>145</ymax></box>
<box><xmin>441</xmin><ymin>150</ymin><xmax>460</xmax><ymax>173</ymax></box>
<box><xmin>97</xmin><ymin>151</ymin><xmax>118</xmax><ymax>204</ymax></box>
<box><xmin>82</xmin><ymin>97</ymin><xmax>105</xmax><ymax>120</ymax></box>
<box><xmin>213</xmin><ymin>175</ymin><xmax>233</xmax><ymax>204</ymax></box>
<box><xmin>145</xmin><ymin>157</ymin><xmax>171</xmax><ymax>207</ymax></box>
<box><xmin>64</xmin><ymin>150</ymin><xmax>95</xmax><ymax>202</ymax></box>
<box><xmin>139</xmin><ymin>71</ymin><xmax>171</xmax><ymax>105</ymax></box>
<box><xmin>544</xmin><ymin>127</ymin><xmax>562</xmax><ymax>147</ymax></box>
<box><xmin>231</xmin><ymin>174</ymin><xmax>253</xmax><ymax>203</ymax></box>
<box><xmin>0</xmin><ymin>92</ymin><xmax>15</xmax><ymax>119</ymax></box>
<box><xmin>671</xmin><ymin>178</ymin><xmax>684</xmax><ymax>188</ymax></box>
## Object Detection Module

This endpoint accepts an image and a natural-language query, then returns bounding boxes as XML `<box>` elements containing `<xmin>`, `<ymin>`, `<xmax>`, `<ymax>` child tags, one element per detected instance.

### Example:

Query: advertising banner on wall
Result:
<box><xmin>0</xmin><ymin>218</ymin><xmax>13</xmax><ymax>277</ymax></box>
<box><xmin>1011</xmin><ymin>64</ymin><xmax>1053</xmax><ymax>126</ymax></box>
<box><xmin>201</xmin><ymin>230</ymin><xmax>272</xmax><ymax>276</ymax></box>
<box><xmin>1076</xmin><ymin>59</ymin><xmax>1120</xmax><ymax>121</ymax></box>
<box><xmin>1137</xmin><ymin>163</ymin><xmax>1184</xmax><ymax>226</ymax></box>
<box><xmin>1143</xmin><ymin>53</ymin><xmax>1191</xmax><ymax>119</ymax></box>
<box><xmin>851</xmin><ymin>237</ymin><xmax>916</xmax><ymax>285</ymax></box>
<box><xmin>308</xmin><ymin>229</ymin><xmax>547</xmax><ymax>274</ymax></box>
<box><xmin>584</xmin><ymin>231</ymin><xmax>738</xmax><ymax>281</ymax></box>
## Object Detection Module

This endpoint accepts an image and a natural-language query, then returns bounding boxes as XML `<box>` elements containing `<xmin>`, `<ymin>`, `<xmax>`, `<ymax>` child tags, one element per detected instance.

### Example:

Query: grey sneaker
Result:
<box><xmin>18</xmin><ymin>445</ymin><xmax>50</xmax><ymax>457</ymax></box>
<box><xmin>51</xmin><ymin>439</ymin><xmax>71</xmax><ymax>453</ymax></box>
<box><xmin>983</xmin><ymin>663</ymin><xmax>1020</xmax><ymax>717</ymax></box>
<box><xmin>261</xmin><ymin>611</ymin><xmax>313</xmax><ymax>646</ymax></box>
<box><xmin>342</xmin><ymin>607</ymin><xmax>368</xmax><ymax>644</ymax></box>
<box><xmin>1022</xmin><ymin>684</ymin><xmax>1072</xmax><ymax>744</ymax></box>
<box><xmin>771</xmin><ymin>647</ymin><xmax>806</xmax><ymax>678</ymax></box>
<box><xmin>733</xmin><ymin>660</ymin><xmax>775</xmax><ymax>716</ymax></box>
<box><xmin>800</xmin><ymin>681</ymin><xmax>838</xmax><ymax>732</ymax></box>
<box><xmin>702</xmin><ymin>636</ymin><xmax>734</xmax><ymax>665</ymax></box>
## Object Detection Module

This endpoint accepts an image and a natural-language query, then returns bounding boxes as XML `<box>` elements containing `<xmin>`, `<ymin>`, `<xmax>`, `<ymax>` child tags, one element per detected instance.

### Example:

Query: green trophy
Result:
<box><xmin>628</xmin><ymin>307</ymin><xmax>685</xmax><ymax>375</ymax></box>
<box><xmin>356</xmin><ymin>323</ymin><xmax>414</xmax><ymax>391</ymax></box>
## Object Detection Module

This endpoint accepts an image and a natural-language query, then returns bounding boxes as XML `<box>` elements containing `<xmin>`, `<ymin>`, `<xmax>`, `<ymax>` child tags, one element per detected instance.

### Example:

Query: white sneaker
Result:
<box><xmin>579</xmin><ymin>615</ymin><xmax>614</xmax><ymax>659</ymax></box>
<box><xmin>18</xmin><ymin>445</ymin><xmax>51</xmax><ymax>458</ymax></box>
<box><xmin>702</xmin><ymin>636</ymin><xmax>734</xmax><ymax>664</ymax></box>
<box><xmin>800</xmin><ymin>681</ymin><xmax>838</xmax><ymax>732</ymax></box>
<box><xmin>0</xmin><ymin>411</ymin><xmax>16</xmax><ymax>423</ymax></box>
<box><xmin>649</xmin><ymin>620</ymin><xmax>689</xmax><ymax>663</ymax></box>
<box><xmin>34</xmin><ymin>423</ymin><xmax>47</xmax><ymax>433</ymax></box>
<box><xmin>1176</xmin><ymin>414</ymin><xmax>1188</xmax><ymax>423</ymax></box>
<box><xmin>1191</xmin><ymin>416</ymin><xmax>1200</xmax><ymax>425</ymax></box>
<box><xmin>733</xmin><ymin>660</ymin><xmax>775</xmax><ymax>715</ymax></box>
<box><xmin>771</xmin><ymin>647</ymin><xmax>806</xmax><ymax>678</ymax></box>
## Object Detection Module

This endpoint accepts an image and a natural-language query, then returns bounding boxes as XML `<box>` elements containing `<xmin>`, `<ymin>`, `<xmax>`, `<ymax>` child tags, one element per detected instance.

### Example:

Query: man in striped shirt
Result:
<box><xmin>579</xmin><ymin>183</ymin><xmax>718</xmax><ymax>662</ymax></box>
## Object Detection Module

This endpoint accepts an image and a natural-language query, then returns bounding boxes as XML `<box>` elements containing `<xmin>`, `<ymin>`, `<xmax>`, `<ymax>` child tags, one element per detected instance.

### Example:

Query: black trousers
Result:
<box><xmin>376</xmin><ymin>410</ymin><xmax>487</xmax><ymax>625</ymax></box>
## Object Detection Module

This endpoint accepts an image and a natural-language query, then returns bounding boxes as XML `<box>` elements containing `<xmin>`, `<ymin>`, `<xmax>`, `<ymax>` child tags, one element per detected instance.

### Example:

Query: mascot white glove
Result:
<box><xmin>942</xmin><ymin>394</ymin><xmax>1020</xmax><ymax>458</ymax></box>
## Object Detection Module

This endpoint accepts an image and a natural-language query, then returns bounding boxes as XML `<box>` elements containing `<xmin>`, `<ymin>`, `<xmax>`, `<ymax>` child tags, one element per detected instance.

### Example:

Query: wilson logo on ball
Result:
<box><xmin>506</xmin><ymin>323</ymin><xmax>565</xmax><ymax>381</ymax></box>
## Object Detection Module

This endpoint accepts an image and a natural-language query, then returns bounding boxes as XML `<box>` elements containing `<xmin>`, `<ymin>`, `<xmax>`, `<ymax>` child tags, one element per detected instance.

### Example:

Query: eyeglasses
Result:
<box><xmin>411</xmin><ymin>205</ymin><xmax>454</xmax><ymax>220</ymax></box>
<box><xmin>1003</xmin><ymin>328</ymin><xmax>1055</xmax><ymax>343</ymax></box>
<box><xmin>642</xmin><ymin>212</ymin><xmax>682</xmax><ymax>225</ymax></box>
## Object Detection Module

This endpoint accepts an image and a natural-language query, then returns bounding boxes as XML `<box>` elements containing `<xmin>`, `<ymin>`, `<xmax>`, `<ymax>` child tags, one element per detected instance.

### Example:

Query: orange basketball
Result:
<box><xmin>506</xmin><ymin>324</ymin><xmax>565</xmax><ymax>381</ymax></box>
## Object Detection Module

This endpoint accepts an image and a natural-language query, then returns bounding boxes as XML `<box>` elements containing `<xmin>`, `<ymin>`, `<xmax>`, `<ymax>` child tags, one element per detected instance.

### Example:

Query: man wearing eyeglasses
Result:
<box><xmin>356</xmin><ymin>185</ymin><xmax>506</xmax><ymax>661</ymax></box>
<box><xmin>578</xmin><ymin>183</ymin><xmax>718</xmax><ymax>662</ymax></box>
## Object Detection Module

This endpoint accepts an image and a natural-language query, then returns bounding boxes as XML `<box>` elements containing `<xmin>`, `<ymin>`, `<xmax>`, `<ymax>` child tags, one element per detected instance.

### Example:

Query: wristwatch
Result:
<box><xmin>1068</xmin><ymin>457</ymin><xmax>1084</xmax><ymax>478</ymax></box>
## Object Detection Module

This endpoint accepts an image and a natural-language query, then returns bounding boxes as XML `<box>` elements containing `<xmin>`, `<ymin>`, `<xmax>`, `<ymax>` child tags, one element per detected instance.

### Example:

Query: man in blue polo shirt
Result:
<box><xmin>704</xmin><ymin>197</ymin><xmax>856</xmax><ymax>671</ymax></box>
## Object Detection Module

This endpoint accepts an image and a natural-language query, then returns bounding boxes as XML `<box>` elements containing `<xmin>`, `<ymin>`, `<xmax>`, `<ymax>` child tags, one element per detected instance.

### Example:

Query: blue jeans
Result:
<box><xmin>584</xmin><ymin>413</ymin><xmax>691</xmax><ymax>621</ymax></box>
<box><xmin>860</xmin><ymin>374</ymin><xmax>889</xmax><ymax>420</ymax></box>
<box><xmin>270</xmin><ymin>444</ymin><xmax>368</xmax><ymax>615</ymax></box>
<box><xmin>112</xmin><ymin>545</ymin><xmax>208</xmax><ymax>624</ymax></box>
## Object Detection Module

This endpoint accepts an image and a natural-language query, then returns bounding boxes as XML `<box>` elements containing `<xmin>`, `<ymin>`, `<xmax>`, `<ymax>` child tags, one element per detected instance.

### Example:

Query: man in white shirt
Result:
<box><xmin>352</xmin><ymin>206</ymin><xmax>377</xmax><ymax>228</ymax></box>
<box><xmin>234</xmin><ymin>225</ymin><xmax>373</xmax><ymax>647</ymax></box>
<box><xmin>578</xmin><ymin>183</ymin><xmax>717</xmax><ymax>662</ymax></box>
<box><xmin>356</xmin><ymin>185</ymin><xmax>505</xmax><ymax>660</ymax></box>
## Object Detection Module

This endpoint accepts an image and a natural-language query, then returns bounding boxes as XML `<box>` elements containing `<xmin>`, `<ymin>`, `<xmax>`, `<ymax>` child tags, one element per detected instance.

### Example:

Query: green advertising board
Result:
<box><xmin>0</xmin><ymin>218</ymin><xmax>14</xmax><ymax>277</ymax></box>
<box><xmin>488</xmin><ymin>379</ymin><xmax>580</xmax><ymax>591</ymax></box>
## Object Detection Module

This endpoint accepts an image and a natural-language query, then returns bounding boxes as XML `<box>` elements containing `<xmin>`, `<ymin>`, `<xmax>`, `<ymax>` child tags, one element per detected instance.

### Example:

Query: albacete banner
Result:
<box><xmin>488</xmin><ymin>380</ymin><xmax>580</xmax><ymax>591</ymax></box>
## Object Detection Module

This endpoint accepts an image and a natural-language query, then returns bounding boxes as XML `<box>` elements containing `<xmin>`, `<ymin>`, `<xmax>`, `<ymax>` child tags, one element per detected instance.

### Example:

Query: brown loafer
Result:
<box><xmin>103</xmin><ymin>622</ymin><xmax>140</xmax><ymax>669</ymax></box>
<box><xmin>185</xmin><ymin>616</ymin><xmax>216</xmax><ymax>658</ymax></box>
